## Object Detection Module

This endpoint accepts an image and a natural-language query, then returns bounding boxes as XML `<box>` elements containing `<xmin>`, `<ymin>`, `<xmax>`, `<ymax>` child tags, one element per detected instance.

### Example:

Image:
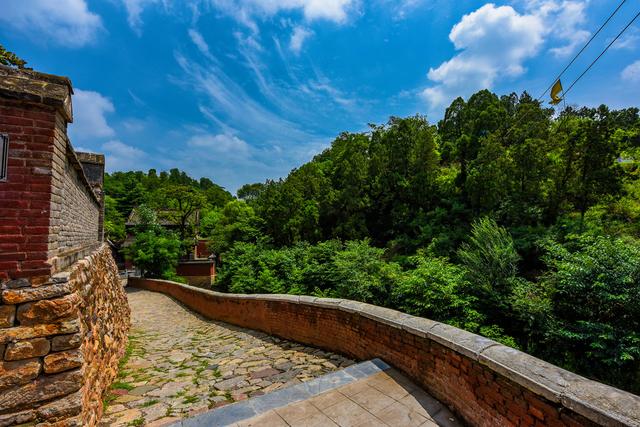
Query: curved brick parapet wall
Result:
<box><xmin>130</xmin><ymin>278</ymin><xmax>640</xmax><ymax>427</ymax></box>
<box><xmin>0</xmin><ymin>245</ymin><xmax>130</xmax><ymax>426</ymax></box>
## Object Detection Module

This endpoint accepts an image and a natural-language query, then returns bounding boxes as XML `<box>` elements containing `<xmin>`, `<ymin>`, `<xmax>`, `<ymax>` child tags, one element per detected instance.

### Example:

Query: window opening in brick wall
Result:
<box><xmin>0</xmin><ymin>133</ymin><xmax>8</xmax><ymax>182</ymax></box>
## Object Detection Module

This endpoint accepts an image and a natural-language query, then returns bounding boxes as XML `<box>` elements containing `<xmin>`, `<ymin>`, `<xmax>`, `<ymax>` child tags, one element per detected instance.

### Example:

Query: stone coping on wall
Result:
<box><xmin>129</xmin><ymin>278</ymin><xmax>640</xmax><ymax>427</ymax></box>
<box><xmin>0</xmin><ymin>65</ymin><xmax>73</xmax><ymax>122</ymax></box>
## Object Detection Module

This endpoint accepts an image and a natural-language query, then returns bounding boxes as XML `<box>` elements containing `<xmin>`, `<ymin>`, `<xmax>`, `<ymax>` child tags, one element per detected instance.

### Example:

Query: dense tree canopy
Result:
<box><xmin>107</xmin><ymin>90</ymin><xmax>640</xmax><ymax>393</ymax></box>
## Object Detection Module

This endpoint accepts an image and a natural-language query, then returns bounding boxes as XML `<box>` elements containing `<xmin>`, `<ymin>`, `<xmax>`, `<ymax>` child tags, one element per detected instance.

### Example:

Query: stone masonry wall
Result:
<box><xmin>130</xmin><ymin>278</ymin><xmax>640</xmax><ymax>427</ymax></box>
<box><xmin>0</xmin><ymin>245</ymin><xmax>130</xmax><ymax>426</ymax></box>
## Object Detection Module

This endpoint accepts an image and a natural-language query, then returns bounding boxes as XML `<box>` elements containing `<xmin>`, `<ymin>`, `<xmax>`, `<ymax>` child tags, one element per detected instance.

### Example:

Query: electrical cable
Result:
<box><xmin>563</xmin><ymin>9</ymin><xmax>640</xmax><ymax>96</ymax></box>
<box><xmin>536</xmin><ymin>0</ymin><xmax>628</xmax><ymax>101</ymax></box>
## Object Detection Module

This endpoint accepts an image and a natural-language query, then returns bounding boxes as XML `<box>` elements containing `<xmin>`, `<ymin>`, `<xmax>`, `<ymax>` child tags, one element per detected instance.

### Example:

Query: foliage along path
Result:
<box><xmin>100</xmin><ymin>289</ymin><xmax>354</xmax><ymax>426</ymax></box>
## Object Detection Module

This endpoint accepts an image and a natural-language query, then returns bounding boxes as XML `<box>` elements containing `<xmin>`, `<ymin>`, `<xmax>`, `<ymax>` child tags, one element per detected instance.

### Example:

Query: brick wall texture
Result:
<box><xmin>130</xmin><ymin>278</ymin><xmax>640</xmax><ymax>427</ymax></box>
<box><xmin>0</xmin><ymin>245</ymin><xmax>130</xmax><ymax>426</ymax></box>
<box><xmin>0</xmin><ymin>100</ymin><xmax>58</xmax><ymax>282</ymax></box>
<box><xmin>48</xmin><ymin>116</ymin><xmax>101</xmax><ymax>272</ymax></box>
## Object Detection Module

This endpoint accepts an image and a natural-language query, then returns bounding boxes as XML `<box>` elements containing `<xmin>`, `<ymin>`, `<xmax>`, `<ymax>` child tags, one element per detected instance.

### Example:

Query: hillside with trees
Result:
<box><xmin>105</xmin><ymin>90</ymin><xmax>640</xmax><ymax>394</ymax></box>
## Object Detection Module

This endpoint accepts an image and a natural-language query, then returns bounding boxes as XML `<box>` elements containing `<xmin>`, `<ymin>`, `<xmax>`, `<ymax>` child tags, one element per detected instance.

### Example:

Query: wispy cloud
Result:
<box><xmin>205</xmin><ymin>0</ymin><xmax>357</xmax><ymax>31</ymax></box>
<box><xmin>188</xmin><ymin>28</ymin><xmax>214</xmax><ymax>59</ymax></box>
<box><xmin>0</xmin><ymin>0</ymin><xmax>103</xmax><ymax>47</ymax></box>
<box><xmin>290</xmin><ymin>26</ymin><xmax>314</xmax><ymax>54</ymax></box>
<box><xmin>121</xmin><ymin>0</ymin><xmax>171</xmax><ymax>35</ymax></box>
<box><xmin>174</xmin><ymin>51</ymin><xmax>316</xmax><ymax>146</ymax></box>
<box><xmin>611</xmin><ymin>26</ymin><xmax>639</xmax><ymax>51</ymax></box>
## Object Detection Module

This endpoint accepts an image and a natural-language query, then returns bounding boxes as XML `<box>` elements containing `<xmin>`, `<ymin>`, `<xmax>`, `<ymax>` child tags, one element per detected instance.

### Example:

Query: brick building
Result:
<box><xmin>0</xmin><ymin>65</ymin><xmax>104</xmax><ymax>283</ymax></box>
<box><xmin>0</xmin><ymin>66</ymin><xmax>129</xmax><ymax>425</ymax></box>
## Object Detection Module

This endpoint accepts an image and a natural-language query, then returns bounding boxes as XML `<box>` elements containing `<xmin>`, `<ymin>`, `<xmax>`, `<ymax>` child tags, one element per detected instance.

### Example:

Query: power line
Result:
<box><xmin>502</xmin><ymin>0</ymin><xmax>630</xmax><ymax>140</ymax></box>
<box><xmin>564</xmin><ymin>9</ymin><xmax>640</xmax><ymax>96</ymax></box>
<box><xmin>537</xmin><ymin>0</ymin><xmax>628</xmax><ymax>101</ymax></box>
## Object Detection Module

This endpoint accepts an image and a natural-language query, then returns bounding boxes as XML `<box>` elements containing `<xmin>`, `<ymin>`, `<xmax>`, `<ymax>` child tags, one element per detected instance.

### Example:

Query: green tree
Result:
<box><xmin>208</xmin><ymin>200</ymin><xmax>263</xmax><ymax>255</ymax></box>
<box><xmin>104</xmin><ymin>195</ymin><xmax>126</xmax><ymax>242</ymax></box>
<box><xmin>0</xmin><ymin>45</ymin><xmax>27</xmax><ymax>68</ymax></box>
<box><xmin>329</xmin><ymin>240</ymin><xmax>400</xmax><ymax>306</ymax></box>
<box><xmin>125</xmin><ymin>205</ymin><xmax>182</xmax><ymax>280</ymax></box>
<box><xmin>393</xmin><ymin>253</ymin><xmax>480</xmax><ymax>328</ymax></box>
<box><xmin>153</xmin><ymin>185</ymin><xmax>207</xmax><ymax>240</ymax></box>
<box><xmin>457</xmin><ymin>217</ymin><xmax>522</xmax><ymax>335</ymax></box>
<box><xmin>542</xmin><ymin>236</ymin><xmax>640</xmax><ymax>392</ymax></box>
<box><xmin>237</xmin><ymin>183</ymin><xmax>266</xmax><ymax>203</ymax></box>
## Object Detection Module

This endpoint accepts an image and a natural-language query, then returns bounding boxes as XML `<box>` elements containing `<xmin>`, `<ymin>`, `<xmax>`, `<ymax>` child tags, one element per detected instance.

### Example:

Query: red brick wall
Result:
<box><xmin>195</xmin><ymin>239</ymin><xmax>211</xmax><ymax>259</ymax></box>
<box><xmin>176</xmin><ymin>261</ymin><xmax>215</xmax><ymax>277</ymax></box>
<box><xmin>130</xmin><ymin>278</ymin><xmax>640</xmax><ymax>427</ymax></box>
<box><xmin>0</xmin><ymin>98</ymin><xmax>101</xmax><ymax>281</ymax></box>
<box><xmin>0</xmin><ymin>99</ymin><xmax>57</xmax><ymax>282</ymax></box>
<box><xmin>176</xmin><ymin>261</ymin><xmax>215</xmax><ymax>288</ymax></box>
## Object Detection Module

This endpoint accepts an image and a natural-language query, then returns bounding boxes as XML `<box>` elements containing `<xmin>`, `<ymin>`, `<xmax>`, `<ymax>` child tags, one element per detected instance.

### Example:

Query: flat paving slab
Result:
<box><xmin>100</xmin><ymin>289</ymin><xmax>354</xmax><ymax>426</ymax></box>
<box><xmin>174</xmin><ymin>359</ymin><xmax>462</xmax><ymax>427</ymax></box>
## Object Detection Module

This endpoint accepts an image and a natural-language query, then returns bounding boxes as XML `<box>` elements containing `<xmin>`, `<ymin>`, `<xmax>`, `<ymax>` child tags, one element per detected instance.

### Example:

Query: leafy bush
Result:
<box><xmin>542</xmin><ymin>236</ymin><xmax>640</xmax><ymax>392</ymax></box>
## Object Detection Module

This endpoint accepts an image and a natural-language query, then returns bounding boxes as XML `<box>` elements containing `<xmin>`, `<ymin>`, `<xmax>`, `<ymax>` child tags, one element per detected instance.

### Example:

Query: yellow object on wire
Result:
<box><xmin>550</xmin><ymin>79</ymin><xmax>564</xmax><ymax>105</ymax></box>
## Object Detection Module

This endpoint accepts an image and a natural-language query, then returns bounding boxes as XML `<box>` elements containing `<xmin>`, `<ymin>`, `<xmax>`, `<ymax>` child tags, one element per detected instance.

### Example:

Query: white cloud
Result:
<box><xmin>101</xmin><ymin>140</ymin><xmax>148</xmax><ymax>172</ymax></box>
<box><xmin>522</xmin><ymin>0</ymin><xmax>590</xmax><ymax>57</ymax></box>
<box><xmin>187</xmin><ymin>133</ymin><xmax>250</xmax><ymax>156</ymax></box>
<box><xmin>0</xmin><ymin>0</ymin><xmax>102</xmax><ymax>47</ymax></box>
<box><xmin>289</xmin><ymin>26</ymin><xmax>313</xmax><ymax>54</ymax></box>
<box><xmin>188</xmin><ymin>28</ymin><xmax>214</xmax><ymax>59</ymax></box>
<box><xmin>421</xmin><ymin>4</ymin><xmax>544</xmax><ymax>111</ymax></box>
<box><xmin>121</xmin><ymin>0</ymin><xmax>165</xmax><ymax>34</ymax></box>
<box><xmin>621</xmin><ymin>60</ymin><xmax>640</xmax><ymax>82</ymax></box>
<box><xmin>205</xmin><ymin>0</ymin><xmax>356</xmax><ymax>31</ymax></box>
<box><xmin>389</xmin><ymin>0</ymin><xmax>425</xmax><ymax>20</ymax></box>
<box><xmin>546</xmin><ymin>2</ymin><xmax>589</xmax><ymax>57</ymax></box>
<box><xmin>245</xmin><ymin>0</ymin><xmax>354</xmax><ymax>23</ymax></box>
<box><xmin>612</xmin><ymin>27</ymin><xmax>639</xmax><ymax>51</ymax></box>
<box><xmin>71</xmin><ymin>89</ymin><xmax>116</xmax><ymax>140</ymax></box>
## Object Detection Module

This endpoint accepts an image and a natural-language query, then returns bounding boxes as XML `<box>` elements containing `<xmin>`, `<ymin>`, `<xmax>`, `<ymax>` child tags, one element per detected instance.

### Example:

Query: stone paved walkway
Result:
<box><xmin>101</xmin><ymin>289</ymin><xmax>354</xmax><ymax>427</ymax></box>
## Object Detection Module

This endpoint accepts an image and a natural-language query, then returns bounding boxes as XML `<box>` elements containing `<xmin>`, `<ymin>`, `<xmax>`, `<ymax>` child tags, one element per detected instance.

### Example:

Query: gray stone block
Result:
<box><xmin>428</xmin><ymin>323</ymin><xmax>498</xmax><ymax>360</ymax></box>
<box><xmin>343</xmin><ymin>359</ymin><xmax>389</xmax><ymax>379</ymax></box>
<box><xmin>301</xmin><ymin>369</ymin><xmax>355</xmax><ymax>395</ymax></box>
<box><xmin>561</xmin><ymin>375</ymin><xmax>640</xmax><ymax>426</ymax></box>
<box><xmin>180</xmin><ymin>401</ymin><xmax>256</xmax><ymax>427</ymax></box>
<box><xmin>478</xmin><ymin>344</ymin><xmax>567</xmax><ymax>403</ymax></box>
<box><xmin>357</xmin><ymin>304</ymin><xmax>411</xmax><ymax>329</ymax></box>
<box><xmin>401</xmin><ymin>317</ymin><xmax>439</xmax><ymax>338</ymax></box>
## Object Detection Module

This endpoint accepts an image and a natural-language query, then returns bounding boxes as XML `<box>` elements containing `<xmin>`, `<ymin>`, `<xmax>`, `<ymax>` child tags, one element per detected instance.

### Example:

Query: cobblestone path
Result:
<box><xmin>101</xmin><ymin>289</ymin><xmax>354</xmax><ymax>427</ymax></box>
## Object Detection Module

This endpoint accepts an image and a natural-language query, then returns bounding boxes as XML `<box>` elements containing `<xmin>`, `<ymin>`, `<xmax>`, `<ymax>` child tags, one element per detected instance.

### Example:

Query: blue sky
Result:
<box><xmin>2</xmin><ymin>0</ymin><xmax>639</xmax><ymax>193</ymax></box>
